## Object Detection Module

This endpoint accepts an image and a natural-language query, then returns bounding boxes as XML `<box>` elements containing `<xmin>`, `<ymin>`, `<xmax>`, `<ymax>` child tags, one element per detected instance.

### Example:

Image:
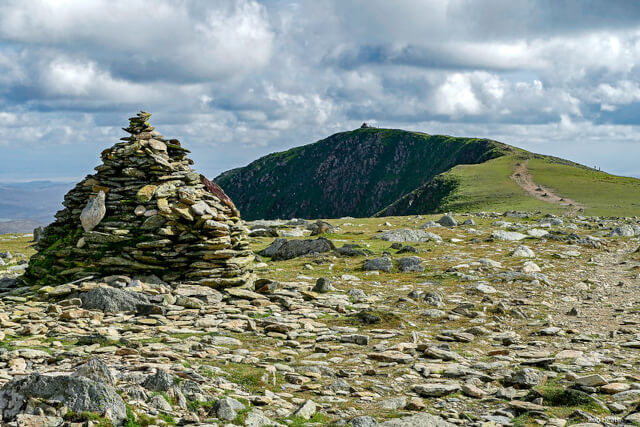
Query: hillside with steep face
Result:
<box><xmin>216</xmin><ymin>128</ymin><xmax>640</xmax><ymax>219</ymax></box>
<box><xmin>214</xmin><ymin>128</ymin><xmax>507</xmax><ymax>220</ymax></box>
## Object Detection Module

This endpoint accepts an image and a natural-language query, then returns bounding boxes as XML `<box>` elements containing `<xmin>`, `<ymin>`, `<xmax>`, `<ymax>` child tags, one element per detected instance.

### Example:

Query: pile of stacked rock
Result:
<box><xmin>24</xmin><ymin>112</ymin><xmax>254</xmax><ymax>288</ymax></box>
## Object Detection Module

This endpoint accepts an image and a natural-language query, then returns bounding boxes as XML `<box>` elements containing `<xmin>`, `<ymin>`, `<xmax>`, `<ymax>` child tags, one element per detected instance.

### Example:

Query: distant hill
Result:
<box><xmin>0</xmin><ymin>219</ymin><xmax>42</xmax><ymax>235</ymax></box>
<box><xmin>215</xmin><ymin>128</ymin><xmax>640</xmax><ymax>219</ymax></box>
<box><xmin>0</xmin><ymin>181</ymin><xmax>73</xmax><ymax>233</ymax></box>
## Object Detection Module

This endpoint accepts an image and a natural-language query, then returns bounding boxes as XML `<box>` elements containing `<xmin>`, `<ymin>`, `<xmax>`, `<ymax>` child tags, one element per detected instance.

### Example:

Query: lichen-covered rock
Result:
<box><xmin>79</xmin><ymin>190</ymin><xmax>106</xmax><ymax>232</ymax></box>
<box><xmin>24</xmin><ymin>112</ymin><xmax>253</xmax><ymax>288</ymax></box>
<box><xmin>0</xmin><ymin>373</ymin><xmax>126</xmax><ymax>425</ymax></box>
<box><xmin>379</xmin><ymin>229</ymin><xmax>442</xmax><ymax>242</ymax></box>
<box><xmin>214</xmin><ymin>396</ymin><xmax>246</xmax><ymax>421</ymax></box>
<box><xmin>397</xmin><ymin>256</ymin><xmax>424</xmax><ymax>272</ymax></box>
<box><xmin>363</xmin><ymin>256</ymin><xmax>393</xmax><ymax>272</ymax></box>
<box><xmin>142</xmin><ymin>369</ymin><xmax>175</xmax><ymax>392</ymax></box>
<box><xmin>72</xmin><ymin>358</ymin><xmax>115</xmax><ymax>386</ymax></box>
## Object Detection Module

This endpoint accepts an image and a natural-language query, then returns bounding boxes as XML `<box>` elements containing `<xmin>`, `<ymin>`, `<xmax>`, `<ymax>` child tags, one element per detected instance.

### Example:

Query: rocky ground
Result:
<box><xmin>0</xmin><ymin>212</ymin><xmax>639</xmax><ymax>427</ymax></box>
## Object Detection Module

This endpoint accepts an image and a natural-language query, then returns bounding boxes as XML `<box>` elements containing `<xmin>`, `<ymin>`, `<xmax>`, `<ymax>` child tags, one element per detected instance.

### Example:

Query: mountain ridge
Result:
<box><xmin>215</xmin><ymin>127</ymin><xmax>640</xmax><ymax>219</ymax></box>
<box><xmin>215</xmin><ymin>127</ymin><xmax>508</xmax><ymax>220</ymax></box>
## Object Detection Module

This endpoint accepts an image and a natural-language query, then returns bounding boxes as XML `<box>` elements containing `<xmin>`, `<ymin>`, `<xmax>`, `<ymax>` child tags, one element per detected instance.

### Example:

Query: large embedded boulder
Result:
<box><xmin>79</xmin><ymin>287</ymin><xmax>150</xmax><ymax>313</ymax></box>
<box><xmin>79</xmin><ymin>190</ymin><xmax>106</xmax><ymax>232</ymax></box>
<box><xmin>0</xmin><ymin>373</ymin><xmax>126</xmax><ymax>425</ymax></box>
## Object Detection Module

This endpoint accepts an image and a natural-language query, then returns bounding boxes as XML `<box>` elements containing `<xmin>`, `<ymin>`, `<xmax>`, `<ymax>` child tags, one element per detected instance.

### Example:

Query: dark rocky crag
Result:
<box><xmin>215</xmin><ymin>128</ymin><xmax>507</xmax><ymax>220</ymax></box>
<box><xmin>24</xmin><ymin>112</ymin><xmax>254</xmax><ymax>287</ymax></box>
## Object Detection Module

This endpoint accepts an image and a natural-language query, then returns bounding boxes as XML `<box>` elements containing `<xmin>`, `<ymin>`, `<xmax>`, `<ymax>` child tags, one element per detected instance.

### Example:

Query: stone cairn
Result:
<box><xmin>24</xmin><ymin>112</ymin><xmax>254</xmax><ymax>288</ymax></box>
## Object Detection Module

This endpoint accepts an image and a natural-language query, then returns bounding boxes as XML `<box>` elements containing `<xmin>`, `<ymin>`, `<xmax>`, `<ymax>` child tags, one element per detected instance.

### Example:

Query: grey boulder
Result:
<box><xmin>0</xmin><ymin>373</ymin><xmax>126</xmax><ymax>425</ymax></box>
<box><xmin>80</xmin><ymin>190</ymin><xmax>107</xmax><ymax>232</ymax></box>
<box><xmin>509</xmin><ymin>368</ymin><xmax>543</xmax><ymax>388</ymax></box>
<box><xmin>511</xmin><ymin>245</ymin><xmax>535</xmax><ymax>258</ymax></box>
<box><xmin>79</xmin><ymin>287</ymin><xmax>150</xmax><ymax>313</ymax></box>
<box><xmin>33</xmin><ymin>226</ymin><xmax>45</xmax><ymax>243</ymax></box>
<box><xmin>214</xmin><ymin>397</ymin><xmax>246</xmax><ymax>421</ymax></box>
<box><xmin>379</xmin><ymin>228</ymin><xmax>442</xmax><ymax>243</ymax></box>
<box><xmin>257</xmin><ymin>238</ymin><xmax>287</xmax><ymax>258</ymax></box>
<box><xmin>437</xmin><ymin>213</ymin><xmax>458</xmax><ymax>227</ymax></box>
<box><xmin>363</xmin><ymin>256</ymin><xmax>393</xmax><ymax>272</ymax></box>
<box><xmin>72</xmin><ymin>358</ymin><xmax>115</xmax><ymax>386</ymax></box>
<box><xmin>397</xmin><ymin>256</ymin><xmax>424</xmax><ymax>272</ymax></box>
<box><xmin>351</xmin><ymin>415</ymin><xmax>379</xmax><ymax>426</ymax></box>
<box><xmin>413</xmin><ymin>383</ymin><xmax>461</xmax><ymax>397</ymax></box>
<box><xmin>381</xmin><ymin>413</ymin><xmax>455</xmax><ymax>426</ymax></box>
<box><xmin>271</xmin><ymin>237</ymin><xmax>335</xmax><ymax>261</ymax></box>
<box><xmin>142</xmin><ymin>369</ymin><xmax>175</xmax><ymax>392</ymax></box>
<box><xmin>609</xmin><ymin>224</ymin><xmax>635</xmax><ymax>237</ymax></box>
<box><xmin>491</xmin><ymin>230</ymin><xmax>528</xmax><ymax>241</ymax></box>
<box><xmin>313</xmin><ymin>277</ymin><xmax>334</xmax><ymax>293</ymax></box>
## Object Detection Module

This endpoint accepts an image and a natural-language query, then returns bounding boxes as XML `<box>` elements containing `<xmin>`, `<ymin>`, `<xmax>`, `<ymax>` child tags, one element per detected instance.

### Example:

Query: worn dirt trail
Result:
<box><xmin>510</xmin><ymin>160</ymin><xmax>584</xmax><ymax>214</ymax></box>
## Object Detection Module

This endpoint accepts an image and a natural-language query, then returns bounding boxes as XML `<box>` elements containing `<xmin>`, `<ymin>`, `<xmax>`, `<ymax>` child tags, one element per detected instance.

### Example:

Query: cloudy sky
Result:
<box><xmin>1</xmin><ymin>0</ymin><xmax>640</xmax><ymax>182</ymax></box>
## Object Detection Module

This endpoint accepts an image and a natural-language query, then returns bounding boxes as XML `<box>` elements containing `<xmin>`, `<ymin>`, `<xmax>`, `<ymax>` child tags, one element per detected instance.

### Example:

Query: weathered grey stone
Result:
<box><xmin>363</xmin><ymin>256</ymin><xmax>392</xmax><ymax>272</ymax></box>
<box><xmin>0</xmin><ymin>373</ymin><xmax>126</xmax><ymax>424</ymax></box>
<box><xmin>511</xmin><ymin>244</ymin><xmax>535</xmax><ymax>258</ymax></box>
<box><xmin>258</xmin><ymin>238</ymin><xmax>287</xmax><ymax>258</ymax></box>
<box><xmin>72</xmin><ymin>358</ymin><xmax>115</xmax><ymax>386</ymax></box>
<box><xmin>509</xmin><ymin>368</ymin><xmax>543</xmax><ymax>388</ymax></box>
<box><xmin>437</xmin><ymin>213</ymin><xmax>457</xmax><ymax>227</ymax></box>
<box><xmin>380</xmin><ymin>412</ymin><xmax>455</xmax><ymax>426</ymax></box>
<box><xmin>271</xmin><ymin>237</ymin><xmax>335</xmax><ymax>261</ymax></box>
<box><xmin>609</xmin><ymin>224</ymin><xmax>635</xmax><ymax>237</ymax></box>
<box><xmin>150</xmin><ymin>394</ymin><xmax>172</xmax><ymax>411</ymax></box>
<box><xmin>79</xmin><ymin>287</ymin><xmax>149</xmax><ymax>313</ymax></box>
<box><xmin>313</xmin><ymin>277</ymin><xmax>333</xmax><ymax>293</ymax></box>
<box><xmin>293</xmin><ymin>399</ymin><xmax>317</xmax><ymax>420</ymax></box>
<box><xmin>33</xmin><ymin>226</ymin><xmax>45</xmax><ymax>243</ymax></box>
<box><xmin>492</xmin><ymin>230</ymin><xmax>528</xmax><ymax>241</ymax></box>
<box><xmin>214</xmin><ymin>397</ymin><xmax>245</xmax><ymax>421</ymax></box>
<box><xmin>142</xmin><ymin>369</ymin><xmax>175</xmax><ymax>392</ymax></box>
<box><xmin>397</xmin><ymin>256</ymin><xmax>424</xmax><ymax>272</ymax></box>
<box><xmin>336</xmin><ymin>244</ymin><xmax>369</xmax><ymax>256</ymax></box>
<box><xmin>80</xmin><ymin>190</ymin><xmax>106</xmax><ymax>232</ymax></box>
<box><xmin>244</xmin><ymin>408</ymin><xmax>276</xmax><ymax>427</ymax></box>
<box><xmin>379</xmin><ymin>229</ymin><xmax>442</xmax><ymax>242</ymax></box>
<box><xmin>351</xmin><ymin>416</ymin><xmax>379</xmax><ymax>426</ymax></box>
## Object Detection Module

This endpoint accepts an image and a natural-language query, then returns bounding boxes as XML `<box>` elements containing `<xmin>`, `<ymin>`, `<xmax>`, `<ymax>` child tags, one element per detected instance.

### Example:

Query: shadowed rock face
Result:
<box><xmin>270</xmin><ymin>237</ymin><xmax>335</xmax><ymax>261</ymax></box>
<box><xmin>79</xmin><ymin>287</ymin><xmax>150</xmax><ymax>313</ymax></box>
<box><xmin>215</xmin><ymin>128</ymin><xmax>505</xmax><ymax>220</ymax></box>
<box><xmin>24</xmin><ymin>112</ymin><xmax>253</xmax><ymax>288</ymax></box>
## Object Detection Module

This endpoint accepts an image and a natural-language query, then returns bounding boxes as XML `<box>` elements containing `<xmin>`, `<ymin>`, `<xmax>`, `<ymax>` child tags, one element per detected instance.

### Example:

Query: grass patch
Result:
<box><xmin>284</xmin><ymin>412</ymin><xmax>331</xmax><ymax>426</ymax></box>
<box><xmin>64</xmin><ymin>411</ymin><xmax>113</xmax><ymax>426</ymax></box>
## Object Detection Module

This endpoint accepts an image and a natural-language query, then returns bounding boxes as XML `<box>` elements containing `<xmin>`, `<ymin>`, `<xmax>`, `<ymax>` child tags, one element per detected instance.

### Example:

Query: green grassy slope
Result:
<box><xmin>527</xmin><ymin>158</ymin><xmax>640</xmax><ymax>216</ymax></box>
<box><xmin>392</xmin><ymin>153</ymin><xmax>640</xmax><ymax>216</ymax></box>
<box><xmin>441</xmin><ymin>155</ymin><xmax>566</xmax><ymax>214</ymax></box>
<box><xmin>378</xmin><ymin>155</ymin><xmax>561</xmax><ymax>216</ymax></box>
